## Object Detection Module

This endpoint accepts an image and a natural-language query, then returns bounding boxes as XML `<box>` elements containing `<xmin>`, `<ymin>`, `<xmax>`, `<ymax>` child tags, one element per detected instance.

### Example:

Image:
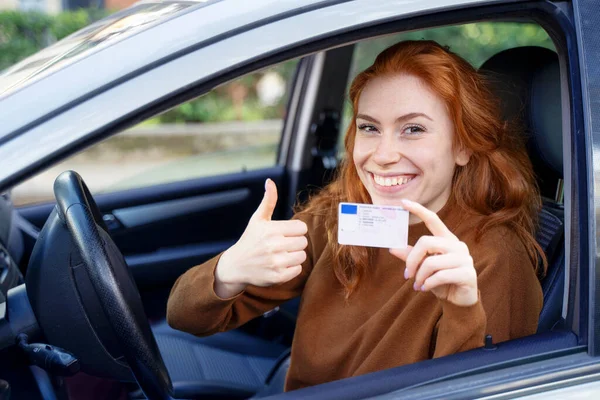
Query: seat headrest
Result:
<box><xmin>479</xmin><ymin>46</ymin><xmax>562</xmax><ymax>178</ymax></box>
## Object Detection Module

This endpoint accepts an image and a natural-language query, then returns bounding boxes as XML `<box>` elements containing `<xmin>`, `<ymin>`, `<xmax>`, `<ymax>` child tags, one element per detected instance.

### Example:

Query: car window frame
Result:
<box><xmin>572</xmin><ymin>0</ymin><xmax>600</xmax><ymax>358</ymax></box>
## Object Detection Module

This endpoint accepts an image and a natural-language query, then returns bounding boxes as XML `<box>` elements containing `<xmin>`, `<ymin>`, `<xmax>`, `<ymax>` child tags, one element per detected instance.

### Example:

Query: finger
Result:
<box><xmin>269</xmin><ymin>220</ymin><xmax>308</xmax><ymax>236</ymax></box>
<box><xmin>269</xmin><ymin>236</ymin><xmax>308</xmax><ymax>252</ymax></box>
<box><xmin>405</xmin><ymin>236</ymin><xmax>460</xmax><ymax>279</ymax></box>
<box><xmin>252</xmin><ymin>179</ymin><xmax>278</xmax><ymax>221</ymax></box>
<box><xmin>273</xmin><ymin>250</ymin><xmax>307</xmax><ymax>268</ymax></box>
<box><xmin>271</xmin><ymin>265</ymin><xmax>303</xmax><ymax>284</ymax></box>
<box><xmin>421</xmin><ymin>268</ymin><xmax>476</xmax><ymax>292</ymax></box>
<box><xmin>400</xmin><ymin>199</ymin><xmax>457</xmax><ymax>239</ymax></box>
<box><xmin>389</xmin><ymin>245</ymin><xmax>412</xmax><ymax>262</ymax></box>
<box><xmin>413</xmin><ymin>253</ymin><xmax>470</xmax><ymax>287</ymax></box>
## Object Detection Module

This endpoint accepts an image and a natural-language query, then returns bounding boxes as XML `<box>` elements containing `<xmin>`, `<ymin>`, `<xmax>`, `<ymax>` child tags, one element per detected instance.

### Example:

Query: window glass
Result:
<box><xmin>338</xmin><ymin>22</ymin><xmax>555</xmax><ymax>157</ymax></box>
<box><xmin>11</xmin><ymin>59</ymin><xmax>298</xmax><ymax>206</ymax></box>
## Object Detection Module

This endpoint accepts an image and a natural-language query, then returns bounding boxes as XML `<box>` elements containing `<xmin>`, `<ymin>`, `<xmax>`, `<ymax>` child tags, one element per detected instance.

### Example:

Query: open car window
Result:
<box><xmin>10</xmin><ymin>58</ymin><xmax>299</xmax><ymax>206</ymax></box>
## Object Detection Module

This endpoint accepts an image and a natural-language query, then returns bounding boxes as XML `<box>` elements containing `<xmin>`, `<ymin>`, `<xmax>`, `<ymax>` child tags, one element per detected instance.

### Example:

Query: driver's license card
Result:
<box><xmin>338</xmin><ymin>203</ymin><xmax>409</xmax><ymax>248</ymax></box>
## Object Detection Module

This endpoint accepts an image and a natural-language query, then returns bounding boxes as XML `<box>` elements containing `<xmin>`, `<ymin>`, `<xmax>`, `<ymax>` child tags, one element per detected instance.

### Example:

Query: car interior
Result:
<box><xmin>0</xmin><ymin>14</ymin><xmax>580</xmax><ymax>400</ymax></box>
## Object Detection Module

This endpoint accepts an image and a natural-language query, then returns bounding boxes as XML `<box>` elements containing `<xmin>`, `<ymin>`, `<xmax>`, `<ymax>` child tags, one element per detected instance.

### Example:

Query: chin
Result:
<box><xmin>368</xmin><ymin>194</ymin><xmax>403</xmax><ymax>206</ymax></box>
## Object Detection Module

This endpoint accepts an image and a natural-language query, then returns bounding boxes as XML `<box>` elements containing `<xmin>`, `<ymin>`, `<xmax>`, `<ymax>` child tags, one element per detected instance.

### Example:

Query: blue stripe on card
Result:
<box><xmin>341</xmin><ymin>204</ymin><xmax>358</xmax><ymax>214</ymax></box>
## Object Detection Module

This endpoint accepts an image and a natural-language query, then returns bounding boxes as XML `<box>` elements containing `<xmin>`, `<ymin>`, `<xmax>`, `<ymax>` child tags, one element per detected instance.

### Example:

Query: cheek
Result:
<box><xmin>421</xmin><ymin>152</ymin><xmax>457</xmax><ymax>183</ymax></box>
<box><xmin>352</xmin><ymin>140</ymin><xmax>368</xmax><ymax>166</ymax></box>
<box><xmin>409</xmin><ymin>145</ymin><xmax>453</xmax><ymax>176</ymax></box>
<box><xmin>421</xmin><ymin>136</ymin><xmax>456</xmax><ymax>168</ymax></box>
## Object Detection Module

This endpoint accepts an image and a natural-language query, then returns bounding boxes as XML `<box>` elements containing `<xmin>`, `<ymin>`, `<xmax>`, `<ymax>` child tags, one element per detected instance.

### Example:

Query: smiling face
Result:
<box><xmin>353</xmin><ymin>74</ymin><xmax>470</xmax><ymax>217</ymax></box>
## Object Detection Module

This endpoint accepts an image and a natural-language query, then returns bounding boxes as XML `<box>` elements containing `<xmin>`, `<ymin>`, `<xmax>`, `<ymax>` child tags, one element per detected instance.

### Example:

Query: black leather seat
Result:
<box><xmin>479</xmin><ymin>46</ymin><xmax>565</xmax><ymax>332</ymax></box>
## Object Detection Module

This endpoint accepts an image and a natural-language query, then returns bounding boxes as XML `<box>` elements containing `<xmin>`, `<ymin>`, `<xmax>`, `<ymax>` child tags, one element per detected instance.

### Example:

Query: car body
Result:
<box><xmin>0</xmin><ymin>0</ymin><xmax>599</xmax><ymax>399</ymax></box>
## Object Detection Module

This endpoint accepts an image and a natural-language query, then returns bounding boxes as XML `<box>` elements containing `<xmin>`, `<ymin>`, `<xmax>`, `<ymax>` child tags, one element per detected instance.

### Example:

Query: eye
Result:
<box><xmin>357</xmin><ymin>123</ymin><xmax>379</xmax><ymax>134</ymax></box>
<box><xmin>402</xmin><ymin>124</ymin><xmax>425</xmax><ymax>136</ymax></box>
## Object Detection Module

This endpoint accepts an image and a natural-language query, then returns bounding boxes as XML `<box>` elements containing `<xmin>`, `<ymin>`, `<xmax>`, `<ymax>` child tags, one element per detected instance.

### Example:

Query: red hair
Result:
<box><xmin>297</xmin><ymin>40</ymin><xmax>546</xmax><ymax>297</ymax></box>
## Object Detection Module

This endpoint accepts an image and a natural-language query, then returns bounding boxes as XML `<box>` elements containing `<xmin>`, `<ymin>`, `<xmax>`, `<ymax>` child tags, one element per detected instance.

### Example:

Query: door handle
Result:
<box><xmin>102</xmin><ymin>213</ymin><xmax>123</xmax><ymax>231</ymax></box>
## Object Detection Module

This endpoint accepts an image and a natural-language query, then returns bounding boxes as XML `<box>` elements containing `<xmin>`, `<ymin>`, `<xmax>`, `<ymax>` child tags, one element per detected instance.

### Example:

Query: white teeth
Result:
<box><xmin>373</xmin><ymin>174</ymin><xmax>412</xmax><ymax>187</ymax></box>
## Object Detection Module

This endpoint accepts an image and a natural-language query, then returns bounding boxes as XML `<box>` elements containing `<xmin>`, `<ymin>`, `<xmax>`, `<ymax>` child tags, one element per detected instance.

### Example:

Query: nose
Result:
<box><xmin>372</xmin><ymin>134</ymin><xmax>402</xmax><ymax>165</ymax></box>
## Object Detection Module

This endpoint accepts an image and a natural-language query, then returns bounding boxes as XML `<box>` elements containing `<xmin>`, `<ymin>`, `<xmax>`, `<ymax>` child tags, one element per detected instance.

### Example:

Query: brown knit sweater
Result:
<box><xmin>166</xmin><ymin>200</ymin><xmax>543</xmax><ymax>391</ymax></box>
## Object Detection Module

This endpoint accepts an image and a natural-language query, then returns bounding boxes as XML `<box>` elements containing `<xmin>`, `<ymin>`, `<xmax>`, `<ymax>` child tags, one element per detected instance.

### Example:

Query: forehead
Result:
<box><xmin>356</xmin><ymin>74</ymin><xmax>446</xmax><ymax>116</ymax></box>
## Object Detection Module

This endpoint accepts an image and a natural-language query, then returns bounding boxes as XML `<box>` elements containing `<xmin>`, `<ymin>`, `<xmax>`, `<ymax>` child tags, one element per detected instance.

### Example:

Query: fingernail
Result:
<box><xmin>420</xmin><ymin>285</ymin><xmax>426</xmax><ymax>291</ymax></box>
<box><xmin>404</xmin><ymin>269</ymin><xmax>409</xmax><ymax>279</ymax></box>
<box><xmin>413</xmin><ymin>282</ymin><xmax>419</xmax><ymax>291</ymax></box>
<box><xmin>401</xmin><ymin>199</ymin><xmax>414</xmax><ymax>206</ymax></box>
<box><xmin>264</xmin><ymin>178</ymin><xmax>270</xmax><ymax>191</ymax></box>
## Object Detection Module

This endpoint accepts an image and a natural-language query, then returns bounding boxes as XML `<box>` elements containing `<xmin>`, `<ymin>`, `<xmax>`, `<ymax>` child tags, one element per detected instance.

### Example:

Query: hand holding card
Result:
<box><xmin>389</xmin><ymin>199</ymin><xmax>478</xmax><ymax>307</ymax></box>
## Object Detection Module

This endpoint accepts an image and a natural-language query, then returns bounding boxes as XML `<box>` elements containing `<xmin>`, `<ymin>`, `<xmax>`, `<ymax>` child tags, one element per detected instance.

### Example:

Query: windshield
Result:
<box><xmin>0</xmin><ymin>0</ymin><xmax>216</xmax><ymax>98</ymax></box>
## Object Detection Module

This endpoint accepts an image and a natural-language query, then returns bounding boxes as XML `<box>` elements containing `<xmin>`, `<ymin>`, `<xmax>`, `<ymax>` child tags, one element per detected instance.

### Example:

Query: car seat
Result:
<box><xmin>478</xmin><ymin>46</ymin><xmax>566</xmax><ymax>332</ymax></box>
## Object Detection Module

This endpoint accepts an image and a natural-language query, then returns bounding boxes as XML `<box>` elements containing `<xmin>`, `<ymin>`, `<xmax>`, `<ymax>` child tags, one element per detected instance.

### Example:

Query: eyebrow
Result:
<box><xmin>356</xmin><ymin>112</ymin><xmax>434</xmax><ymax>123</ymax></box>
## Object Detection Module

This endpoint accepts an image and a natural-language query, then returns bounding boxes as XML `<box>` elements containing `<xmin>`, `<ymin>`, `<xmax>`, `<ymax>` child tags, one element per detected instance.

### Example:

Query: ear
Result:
<box><xmin>455</xmin><ymin>147</ymin><xmax>472</xmax><ymax>166</ymax></box>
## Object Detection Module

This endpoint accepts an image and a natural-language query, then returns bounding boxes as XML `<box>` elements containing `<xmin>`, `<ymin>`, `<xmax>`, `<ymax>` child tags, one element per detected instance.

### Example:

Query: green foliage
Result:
<box><xmin>158</xmin><ymin>60</ymin><xmax>298</xmax><ymax>123</ymax></box>
<box><xmin>0</xmin><ymin>11</ymin><xmax>53</xmax><ymax>70</ymax></box>
<box><xmin>0</xmin><ymin>8</ymin><xmax>108</xmax><ymax>71</ymax></box>
<box><xmin>51</xmin><ymin>9</ymin><xmax>93</xmax><ymax>41</ymax></box>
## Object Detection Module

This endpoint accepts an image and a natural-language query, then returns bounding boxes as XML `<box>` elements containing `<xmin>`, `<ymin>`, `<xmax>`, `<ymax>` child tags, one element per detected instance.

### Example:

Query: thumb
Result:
<box><xmin>389</xmin><ymin>245</ymin><xmax>412</xmax><ymax>262</ymax></box>
<box><xmin>252</xmin><ymin>178</ymin><xmax>278</xmax><ymax>221</ymax></box>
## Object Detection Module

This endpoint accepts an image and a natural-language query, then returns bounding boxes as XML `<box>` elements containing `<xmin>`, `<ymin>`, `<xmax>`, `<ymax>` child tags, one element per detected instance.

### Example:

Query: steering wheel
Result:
<box><xmin>53</xmin><ymin>171</ymin><xmax>173</xmax><ymax>399</ymax></box>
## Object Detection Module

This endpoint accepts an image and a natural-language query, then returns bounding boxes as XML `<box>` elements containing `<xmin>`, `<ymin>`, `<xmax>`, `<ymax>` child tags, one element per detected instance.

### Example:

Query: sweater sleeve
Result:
<box><xmin>432</xmin><ymin>227</ymin><xmax>543</xmax><ymax>358</ymax></box>
<box><xmin>166</xmin><ymin>213</ymin><xmax>318</xmax><ymax>336</ymax></box>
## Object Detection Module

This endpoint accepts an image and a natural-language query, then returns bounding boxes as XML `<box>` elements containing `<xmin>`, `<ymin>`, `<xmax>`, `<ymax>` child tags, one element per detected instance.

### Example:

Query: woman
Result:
<box><xmin>167</xmin><ymin>40</ymin><xmax>545</xmax><ymax>391</ymax></box>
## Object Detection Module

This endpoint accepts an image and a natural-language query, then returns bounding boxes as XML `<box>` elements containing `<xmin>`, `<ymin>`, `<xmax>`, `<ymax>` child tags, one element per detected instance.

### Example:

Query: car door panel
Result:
<box><xmin>263</xmin><ymin>330</ymin><xmax>581</xmax><ymax>400</ymax></box>
<box><xmin>110</xmin><ymin>188</ymin><xmax>251</xmax><ymax>230</ymax></box>
<box><xmin>18</xmin><ymin>166</ymin><xmax>286</xmax><ymax>291</ymax></box>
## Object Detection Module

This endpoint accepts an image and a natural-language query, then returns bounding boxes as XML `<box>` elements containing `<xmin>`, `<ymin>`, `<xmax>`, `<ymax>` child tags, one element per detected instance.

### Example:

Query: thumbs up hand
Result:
<box><xmin>214</xmin><ymin>179</ymin><xmax>309</xmax><ymax>298</ymax></box>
